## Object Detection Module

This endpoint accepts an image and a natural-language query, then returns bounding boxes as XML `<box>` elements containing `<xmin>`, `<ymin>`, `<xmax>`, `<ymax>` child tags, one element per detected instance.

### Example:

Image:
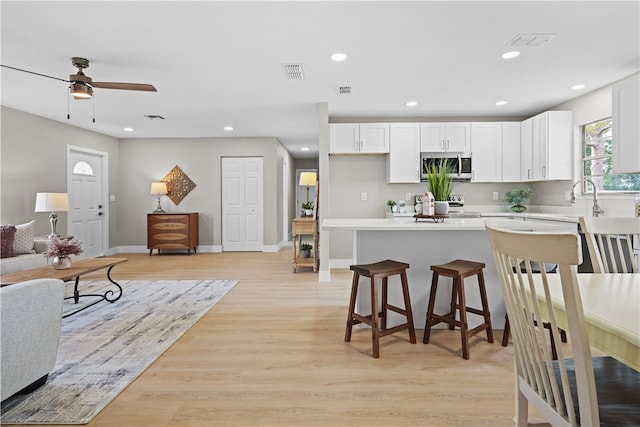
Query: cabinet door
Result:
<box><xmin>445</xmin><ymin>122</ymin><xmax>471</xmax><ymax>152</ymax></box>
<box><xmin>502</xmin><ymin>122</ymin><xmax>522</xmax><ymax>182</ymax></box>
<box><xmin>420</xmin><ymin>123</ymin><xmax>446</xmax><ymax>152</ymax></box>
<box><xmin>545</xmin><ymin>111</ymin><xmax>572</xmax><ymax>180</ymax></box>
<box><xmin>360</xmin><ymin>123</ymin><xmax>390</xmax><ymax>153</ymax></box>
<box><xmin>612</xmin><ymin>74</ymin><xmax>640</xmax><ymax>174</ymax></box>
<box><xmin>329</xmin><ymin>123</ymin><xmax>359</xmax><ymax>153</ymax></box>
<box><xmin>471</xmin><ymin>122</ymin><xmax>502</xmax><ymax>182</ymax></box>
<box><xmin>532</xmin><ymin>113</ymin><xmax>548</xmax><ymax>180</ymax></box>
<box><xmin>388</xmin><ymin>123</ymin><xmax>421</xmax><ymax>183</ymax></box>
<box><xmin>520</xmin><ymin>118</ymin><xmax>533</xmax><ymax>181</ymax></box>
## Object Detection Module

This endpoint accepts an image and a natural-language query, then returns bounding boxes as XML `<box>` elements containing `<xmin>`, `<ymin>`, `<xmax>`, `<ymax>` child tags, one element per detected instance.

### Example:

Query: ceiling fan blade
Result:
<box><xmin>92</xmin><ymin>82</ymin><xmax>157</xmax><ymax>92</ymax></box>
<box><xmin>1</xmin><ymin>64</ymin><xmax>69</xmax><ymax>83</ymax></box>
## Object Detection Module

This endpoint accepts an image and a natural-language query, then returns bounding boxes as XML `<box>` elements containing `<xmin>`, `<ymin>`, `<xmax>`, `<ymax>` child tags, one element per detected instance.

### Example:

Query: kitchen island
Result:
<box><xmin>322</xmin><ymin>217</ymin><xmax>577</xmax><ymax>331</ymax></box>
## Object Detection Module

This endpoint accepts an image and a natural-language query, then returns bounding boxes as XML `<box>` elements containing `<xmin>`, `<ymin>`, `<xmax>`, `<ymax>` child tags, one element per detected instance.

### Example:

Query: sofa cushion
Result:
<box><xmin>13</xmin><ymin>220</ymin><xmax>35</xmax><ymax>255</ymax></box>
<box><xmin>1</xmin><ymin>225</ymin><xmax>17</xmax><ymax>258</ymax></box>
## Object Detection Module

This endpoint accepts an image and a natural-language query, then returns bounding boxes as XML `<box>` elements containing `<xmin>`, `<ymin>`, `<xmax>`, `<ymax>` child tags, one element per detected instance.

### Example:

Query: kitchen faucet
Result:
<box><xmin>571</xmin><ymin>178</ymin><xmax>605</xmax><ymax>217</ymax></box>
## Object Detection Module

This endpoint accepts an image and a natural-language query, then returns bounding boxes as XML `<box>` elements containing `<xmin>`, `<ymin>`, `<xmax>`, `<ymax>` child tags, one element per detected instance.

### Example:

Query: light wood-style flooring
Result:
<box><xmin>22</xmin><ymin>250</ymin><xmax>552</xmax><ymax>426</ymax></box>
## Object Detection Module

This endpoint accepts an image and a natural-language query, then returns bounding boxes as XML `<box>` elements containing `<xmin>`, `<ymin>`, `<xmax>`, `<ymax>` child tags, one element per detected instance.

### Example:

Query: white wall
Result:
<box><xmin>1</xmin><ymin>107</ymin><xmax>295</xmax><ymax>251</ymax></box>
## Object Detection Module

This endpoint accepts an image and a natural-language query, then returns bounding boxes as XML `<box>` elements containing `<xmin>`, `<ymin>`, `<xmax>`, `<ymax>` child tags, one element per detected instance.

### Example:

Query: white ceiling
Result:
<box><xmin>1</xmin><ymin>1</ymin><xmax>638</xmax><ymax>159</ymax></box>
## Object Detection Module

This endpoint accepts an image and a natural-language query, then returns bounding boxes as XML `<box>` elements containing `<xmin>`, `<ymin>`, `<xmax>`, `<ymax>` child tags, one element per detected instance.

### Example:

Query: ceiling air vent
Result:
<box><xmin>144</xmin><ymin>114</ymin><xmax>165</xmax><ymax>120</ymax></box>
<box><xmin>506</xmin><ymin>34</ymin><xmax>556</xmax><ymax>47</ymax></box>
<box><xmin>282</xmin><ymin>63</ymin><xmax>305</xmax><ymax>80</ymax></box>
<box><xmin>337</xmin><ymin>85</ymin><xmax>352</xmax><ymax>95</ymax></box>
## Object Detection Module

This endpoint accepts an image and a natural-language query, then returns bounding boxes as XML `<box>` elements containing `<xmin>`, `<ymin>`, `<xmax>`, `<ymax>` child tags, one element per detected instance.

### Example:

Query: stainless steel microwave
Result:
<box><xmin>421</xmin><ymin>153</ymin><xmax>472</xmax><ymax>181</ymax></box>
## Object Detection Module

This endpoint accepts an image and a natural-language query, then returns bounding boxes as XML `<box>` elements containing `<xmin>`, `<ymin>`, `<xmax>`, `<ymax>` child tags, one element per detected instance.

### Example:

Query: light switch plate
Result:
<box><xmin>493</xmin><ymin>192</ymin><xmax>499</xmax><ymax>201</ymax></box>
<box><xmin>361</xmin><ymin>192</ymin><xmax>367</xmax><ymax>201</ymax></box>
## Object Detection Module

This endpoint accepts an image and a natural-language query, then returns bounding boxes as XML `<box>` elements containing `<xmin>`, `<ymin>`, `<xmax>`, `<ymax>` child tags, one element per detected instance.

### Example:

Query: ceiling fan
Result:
<box><xmin>1</xmin><ymin>57</ymin><xmax>157</xmax><ymax>99</ymax></box>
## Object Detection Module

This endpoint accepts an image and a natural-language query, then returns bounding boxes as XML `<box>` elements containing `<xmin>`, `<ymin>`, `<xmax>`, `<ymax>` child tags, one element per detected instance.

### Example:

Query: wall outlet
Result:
<box><xmin>109</xmin><ymin>194</ymin><xmax>116</xmax><ymax>202</ymax></box>
<box><xmin>405</xmin><ymin>192</ymin><xmax>412</xmax><ymax>201</ymax></box>
<box><xmin>565</xmin><ymin>191</ymin><xmax>571</xmax><ymax>201</ymax></box>
<box><xmin>361</xmin><ymin>192</ymin><xmax>367</xmax><ymax>201</ymax></box>
<box><xmin>492</xmin><ymin>192</ymin><xmax>499</xmax><ymax>201</ymax></box>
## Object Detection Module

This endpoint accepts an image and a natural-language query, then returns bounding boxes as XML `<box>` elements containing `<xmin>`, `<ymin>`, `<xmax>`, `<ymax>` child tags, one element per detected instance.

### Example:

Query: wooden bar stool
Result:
<box><xmin>423</xmin><ymin>259</ymin><xmax>494</xmax><ymax>360</ymax></box>
<box><xmin>344</xmin><ymin>259</ymin><xmax>416</xmax><ymax>358</ymax></box>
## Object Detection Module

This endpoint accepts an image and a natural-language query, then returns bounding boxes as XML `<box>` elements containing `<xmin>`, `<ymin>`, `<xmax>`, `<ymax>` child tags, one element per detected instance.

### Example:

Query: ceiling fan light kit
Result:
<box><xmin>70</xmin><ymin>82</ymin><xmax>93</xmax><ymax>99</ymax></box>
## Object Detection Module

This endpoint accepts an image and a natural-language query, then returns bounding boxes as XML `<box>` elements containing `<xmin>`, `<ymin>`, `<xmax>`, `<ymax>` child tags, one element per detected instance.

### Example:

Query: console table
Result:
<box><xmin>147</xmin><ymin>213</ymin><xmax>199</xmax><ymax>255</ymax></box>
<box><xmin>292</xmin><ymin>217</ymin><xmax>318</xmax><ymax>273</ymax></box>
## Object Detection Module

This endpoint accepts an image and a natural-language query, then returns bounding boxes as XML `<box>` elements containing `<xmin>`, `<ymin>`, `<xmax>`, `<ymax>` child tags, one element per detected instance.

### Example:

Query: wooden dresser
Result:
<box><xmin>147</xmin><ymin>213</ymin><xmax>199</xmax><ymax>255</ymax></box>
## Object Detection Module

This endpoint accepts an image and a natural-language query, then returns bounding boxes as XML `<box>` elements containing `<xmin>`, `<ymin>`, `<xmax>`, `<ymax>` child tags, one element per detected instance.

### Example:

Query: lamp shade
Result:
<box><xmin>150</xmin><ymin>182</ymin><xmax>168</xmax><ymax>195</ymax></box>
<box><xmin>299</xmin><ymin>172</ymin><xmax>317</xmax><ymax>186</ymax></box>
<box><xmin>35</xmin><ymin>193</ymin><xmax>70</xmax><ymax>212</ymax></box>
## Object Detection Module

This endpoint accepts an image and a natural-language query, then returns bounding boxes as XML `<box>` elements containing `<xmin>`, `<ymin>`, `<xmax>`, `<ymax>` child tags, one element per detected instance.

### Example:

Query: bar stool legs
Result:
<box><xmin>423</xmin><ymin>260</ymin><xmax>494</xmax><ymax>360</ymax></box>
<box><xmin>345</xmin><ymin>260</ymin><xmax>416</xmax><ymax>358</ymax></box>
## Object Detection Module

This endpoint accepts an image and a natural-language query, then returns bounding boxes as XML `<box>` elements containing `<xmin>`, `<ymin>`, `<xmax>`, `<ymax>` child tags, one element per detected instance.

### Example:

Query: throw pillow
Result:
<box><xmin>13</xmin><ymin>220</ymin><xmax>36</xmax><ymax>255</ymax></box>
<box><xmin>1</xmin><ymin>225</ymin><xmax>17</xmax><ymax>258</ymax></box>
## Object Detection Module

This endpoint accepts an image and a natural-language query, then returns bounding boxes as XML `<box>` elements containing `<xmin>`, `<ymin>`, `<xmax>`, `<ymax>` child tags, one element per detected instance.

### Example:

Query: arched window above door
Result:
<box><xmin>72</xmin><ymin>161</ymin><xmax>94</xmax><ymax>176</ymax></box>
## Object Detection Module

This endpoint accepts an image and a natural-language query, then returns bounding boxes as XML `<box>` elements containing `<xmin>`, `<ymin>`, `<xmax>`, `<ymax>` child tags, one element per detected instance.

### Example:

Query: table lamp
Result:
<box><xmin>150</xmin><ymin>182</ymin><xmax>168</xmax><ymax>212</ymax></box>
<box><xmin>35</xmin><ymin>192</ymin><xmax>70</xmax><ymax>238</ymax></box>
<box><xmin>299</xmin><ymin>172</ymin><xmax>317</xmax><ymax>203</ymax></box>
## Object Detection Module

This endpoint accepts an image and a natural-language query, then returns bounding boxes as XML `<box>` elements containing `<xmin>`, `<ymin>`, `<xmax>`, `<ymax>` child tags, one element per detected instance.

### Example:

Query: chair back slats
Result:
<box><xmin>579</xmin><ymin>217</ymin><xmax>640</xmax><ymax>273</ymax></box>
<box><xmin>486</xmin><ymin>222</ymin><xmax>600</xmax><ymax>426</ymax></box>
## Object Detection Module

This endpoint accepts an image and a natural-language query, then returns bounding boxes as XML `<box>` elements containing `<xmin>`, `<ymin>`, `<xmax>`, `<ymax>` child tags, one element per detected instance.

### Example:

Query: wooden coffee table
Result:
<box><xmin>0</xmin><ymin>257</ymin><xmax>128</xmax><ymax>317</ymax></box>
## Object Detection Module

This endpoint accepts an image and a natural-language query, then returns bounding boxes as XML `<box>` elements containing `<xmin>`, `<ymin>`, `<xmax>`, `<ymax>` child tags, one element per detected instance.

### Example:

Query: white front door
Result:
<box><xmin>222</xmin><ymin>157</ymin><xmax>264</xmax><ymax>252</ymax></box>
<box><xmin>67</xmin><ymin>147</ymin><xmax>107</xmax><ymax>258</ymax></box>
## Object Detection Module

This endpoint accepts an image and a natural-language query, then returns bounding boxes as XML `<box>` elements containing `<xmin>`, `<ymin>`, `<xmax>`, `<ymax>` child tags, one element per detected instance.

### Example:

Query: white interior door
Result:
<box><xmin>222</xmin><ymin>157</ymin><xmax>264</xmax><ymax>252</ymax></box>
<box><xmin>67</xmin><ymin>148</ymin><xmax>107</xmax><ymax>258</ymax></box>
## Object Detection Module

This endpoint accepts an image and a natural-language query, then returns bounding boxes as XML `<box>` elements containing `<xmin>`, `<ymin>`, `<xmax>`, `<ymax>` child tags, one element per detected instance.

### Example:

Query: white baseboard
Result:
<box><xmin>329</xmin><ymin>258</ymin><xmax>353</xmax><ymax>269</ymax></box>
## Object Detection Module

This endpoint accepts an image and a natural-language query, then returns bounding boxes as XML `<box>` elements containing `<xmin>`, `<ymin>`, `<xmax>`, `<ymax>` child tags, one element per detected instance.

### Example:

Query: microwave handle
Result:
<box><xmin>457</xmin><ymin>154</ymin><xmax>462</xmax><ymax>176</ymax></box>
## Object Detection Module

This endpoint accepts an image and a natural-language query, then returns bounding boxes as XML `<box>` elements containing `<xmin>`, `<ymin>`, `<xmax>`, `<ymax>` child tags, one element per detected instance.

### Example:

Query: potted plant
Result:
<box><xmin>504</xmin><ymin>188</ymin><xmax>533</xmax><ymax>213</ymax></box>
<box><xmin>425</xmin><ymin>158</ymin><xmax>453</xmax><ymax>215</ymax></box>
<box><xmin>300</xmin><ymin>243</ymin><xmax>313</xmax><ymax>258</ymax></box>
<box><xmin>386</xmin><ymin>200</ymin><xmax>397</xmax><ymax>213</ymax></box>
<box><xmin>43</xmin><ymin>237</ymin><xmax>83</xmax><ymax>269</ymax></box>
<box><xmin>301</xmin><ymin>201</ymin><xmax>314</xmax><ymax>217</ymax></box>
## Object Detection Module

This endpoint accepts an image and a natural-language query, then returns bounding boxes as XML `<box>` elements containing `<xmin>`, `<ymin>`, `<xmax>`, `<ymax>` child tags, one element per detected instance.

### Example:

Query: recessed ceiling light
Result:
<box><xmin>123</xmin><ymin>127</ymin><xmax>134</xmax><ymax>132</ymax></box>
<box><xmin>224</xmin><ymin>126</ymin><xmax>234</xmax><ymax>131</ymax></box>
<box><xmin>570</xmin><ymin>84</ymin><xmax>586</xmax><ymax>90</ymax></box>
<box><xmin>405</xmin><ymin>101</ymin><xmax>418</xmax><ymax>107</ymax></box>
<box><xmin>495</xmin><ymin>100</ymin><xmax>508</xmax><ymax>106</ymax></box>
<box><xmin>301</xmin><ymin>147</ymin><xmax>310</xmax><ymax>151</ymax></box>
<box><xmin>330</xmin><ymin>53</ymin><xmax>347</xmax><ymax>62</ymax></box>
<box><xmin>501</xmin><ymin>51</ymin><xmax>521</xmax><ymax>60</ymax></box>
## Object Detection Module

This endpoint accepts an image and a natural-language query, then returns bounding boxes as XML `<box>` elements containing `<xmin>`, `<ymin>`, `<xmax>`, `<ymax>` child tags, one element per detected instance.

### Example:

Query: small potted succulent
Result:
<box><xmin>300</xmin><ymin>243</ymin><xmax>313</xmax><ymax>258</ymax></box>
<box><xmin>504</xmin><ymin>188</ymin><xmax>533</xmax><ymax>213</ymax></box>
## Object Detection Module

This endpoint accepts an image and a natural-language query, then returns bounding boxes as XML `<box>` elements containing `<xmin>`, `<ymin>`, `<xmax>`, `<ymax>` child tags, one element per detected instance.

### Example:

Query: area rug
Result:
<box><xmin>1</xmin><ymin>279</ymin><xmax>238</xmax><ymax>425</ymax></box>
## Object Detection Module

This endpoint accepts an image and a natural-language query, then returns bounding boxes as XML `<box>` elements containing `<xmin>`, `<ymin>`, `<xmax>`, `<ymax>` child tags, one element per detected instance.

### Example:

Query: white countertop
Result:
<box><xmin>322</xmin><ymin>216</ymin><xmax>578</xmax><ymax>232</ymax></box>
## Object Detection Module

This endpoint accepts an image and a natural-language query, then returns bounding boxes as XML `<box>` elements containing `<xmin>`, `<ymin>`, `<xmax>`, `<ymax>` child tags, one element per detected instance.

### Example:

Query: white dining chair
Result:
<box><xmin>579</xmin><ymin>216</ymin><xmax>640</xmax><ymax>273</ymax></box>
<box><xmin>486</xmin><ymin>222</ymin><xmax>640</xmax><ymax>426</ymax></box>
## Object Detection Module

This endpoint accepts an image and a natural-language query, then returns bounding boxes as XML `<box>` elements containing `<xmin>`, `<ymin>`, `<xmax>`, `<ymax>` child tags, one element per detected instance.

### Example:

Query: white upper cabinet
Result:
<box><xmin>471</xmin><ymin>122</ymin><xmax>502</xmax><ymax>182</ymax></box>
<box><xmin>501</xmin><ymin>122</ymin><xmax>522</xmax><ymax>182</ymax></box>
<box><xmin>470</xmin><ymin>122</ymin><xmax>521</xmax><ymax>182</ymax></box>
<box><xmin>329</xmin><ymin>123</ymin><xmax>390</xmax><ymax>154</ymax></box>
<box><xmin>612</xmin><ymin>74</ymin><xmax>640</xmax><ymax>174</ymax></box>
<box><xmin>420</xmin><ymin>122</ymin><xmax>470</xmax><ymax>152</ymax></box>
<box><xmin>531</xmin><ymin>111</ymin><xmax>572</xmax><ymax>181</ymax></box>
<box><xmin>387</xmin><ymin>123</ymin><xmax>421</xmax><ymax>183</ymax></box>
<box><xmin>520</xmin><ymin>118</ymin><xmax>534</xmax><ymax>181</ymax></box>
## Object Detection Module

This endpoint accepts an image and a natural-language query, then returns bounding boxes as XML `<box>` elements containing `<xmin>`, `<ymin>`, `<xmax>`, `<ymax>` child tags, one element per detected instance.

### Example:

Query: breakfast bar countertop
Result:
<box><xmin>322</xmin><ymin>214</ymin><xmax>579</xmax><ymax>232</ymax></box>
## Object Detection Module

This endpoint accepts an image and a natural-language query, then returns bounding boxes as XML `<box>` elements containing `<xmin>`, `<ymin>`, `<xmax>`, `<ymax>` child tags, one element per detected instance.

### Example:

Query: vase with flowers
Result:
<box><xmin>504</xmin><ymin>188</ymin><xmax>533</xmax><ymax>213</ymax></box>
<box><xmin>44</xmin><ymin>237</ymin><xmax>83</xmax><ymax>269</ymax></box>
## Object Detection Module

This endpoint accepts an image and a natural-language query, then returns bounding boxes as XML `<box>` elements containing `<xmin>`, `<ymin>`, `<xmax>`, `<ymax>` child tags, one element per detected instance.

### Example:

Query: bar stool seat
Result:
<box><xmin>423</xmin><ymin>259</ymin><xmax>494</xmax><ymax>360</ymax></box>
<box><xmin>345</xmin><ymin>259</ymin><xmax>416</xmax><ymax>358</ymax></box>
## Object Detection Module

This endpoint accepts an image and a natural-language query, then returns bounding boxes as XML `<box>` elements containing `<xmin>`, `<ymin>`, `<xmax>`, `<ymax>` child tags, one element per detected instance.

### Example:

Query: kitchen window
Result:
<box><xmin>582</xmin><ymin>117</ymin><xmax>640</xmax><ymax>193</ymax></box>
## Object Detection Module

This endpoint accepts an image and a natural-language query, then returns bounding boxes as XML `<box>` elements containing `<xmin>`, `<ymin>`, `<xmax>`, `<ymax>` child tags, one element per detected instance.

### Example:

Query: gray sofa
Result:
<box><xmin>0</xmin><ymin>239</ymin><xmax>49</xmax><ymax>275</ymax></box>
<box><xmin>1</xmin><ymin>279</ymin><xmax>65</xmax><ymax>402</ymax></box>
